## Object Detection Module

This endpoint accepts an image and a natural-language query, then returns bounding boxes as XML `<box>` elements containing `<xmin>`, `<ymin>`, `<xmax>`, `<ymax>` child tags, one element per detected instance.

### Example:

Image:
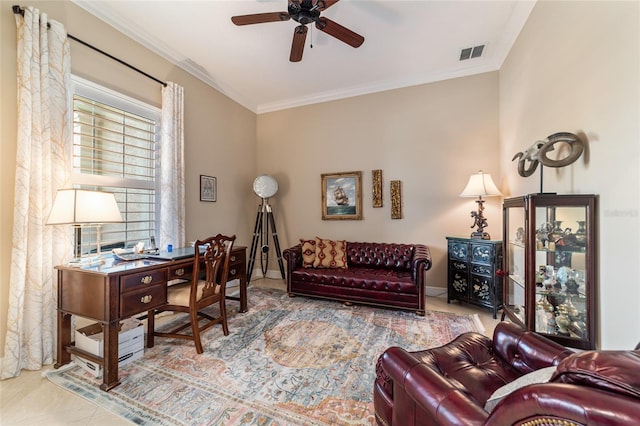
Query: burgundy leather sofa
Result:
<box><xmin>283</xmin><ymin>242</ymin><xmax>431</xmax><ymax>315</ymax></box>
<box><xmin>374</xmin><ymin>321</ymin><xmax>640</xmax><ymax>425</ymax></box>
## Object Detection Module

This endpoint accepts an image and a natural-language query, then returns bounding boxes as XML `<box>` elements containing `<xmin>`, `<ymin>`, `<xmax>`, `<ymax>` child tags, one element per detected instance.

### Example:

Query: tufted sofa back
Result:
<box><xmin>346</xmin><ymin>242</ymin><xmax>415</xmax><ymax>271</ymax></box>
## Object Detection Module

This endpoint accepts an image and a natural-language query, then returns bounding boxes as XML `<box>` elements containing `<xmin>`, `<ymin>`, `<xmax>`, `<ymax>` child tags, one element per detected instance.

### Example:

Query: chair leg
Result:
<box><xmin>220</xmin><ymin>299</ymin><xmax>229</xmax><ymax>336</ymax></box>
<box><xmin>191</xmin><ymin>309</ymin><xmax>204</xmax><ymax>354</ymax></box>
<box><xmin>147</xmin><ymin>309</ymin><xmax>155</xmax><ymax>348</ymax></box>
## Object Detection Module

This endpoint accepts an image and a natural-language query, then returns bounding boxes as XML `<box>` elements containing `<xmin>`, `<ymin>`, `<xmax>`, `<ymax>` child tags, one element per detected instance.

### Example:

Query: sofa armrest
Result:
<box><xmin>377</xmin><ymin>346</ymin><xmax>488</xmax><ymax>426</ymax></box>
<box><xmin>486</xmin><ymin>383</ymin><xmax>640</xmax><ymax>426</ymax></box>
<box><xmin>411</xmin><ymin>244</ymin><xmax>432</xmax><ymax>282</ymax></box>
<box><xmin>492</xmin><ymin>322</ymin><xmax>574</xmax><ymax>374</ymax></box>
<box><xmin>553</xmin><ymin>350</ymin><xmax>640</xmax><ymax>399</ymax></box>
<box><xmin>283</xmin><ymin>244</ymin><xmax>302</xmax><ymax>270</ymax></box>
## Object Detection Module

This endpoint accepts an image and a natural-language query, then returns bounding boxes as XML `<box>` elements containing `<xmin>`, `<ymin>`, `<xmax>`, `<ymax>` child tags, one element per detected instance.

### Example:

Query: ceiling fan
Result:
<box><xmin>231</xmin><ymin>0</ymin><xmax>365</xmax><ymax>62</ymax></box>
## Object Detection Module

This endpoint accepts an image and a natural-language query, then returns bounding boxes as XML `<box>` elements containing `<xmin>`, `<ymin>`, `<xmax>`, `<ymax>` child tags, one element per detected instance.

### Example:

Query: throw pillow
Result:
<box><xmin>300</xmin><ymin>239</ymin><xmax>316</xmax><ymax>268</ymax></box>
<box><xmin>483</xmin><ymin>366</ymin><xmax>557</xmax><ymax>412</ymax></box>
<box><xmin>313</xmin><ymin>237</ymin><xmax>348</xmax><ymax>269</ymax></box>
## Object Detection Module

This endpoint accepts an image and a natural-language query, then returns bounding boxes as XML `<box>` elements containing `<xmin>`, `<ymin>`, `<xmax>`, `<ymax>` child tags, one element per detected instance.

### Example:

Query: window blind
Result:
<box><xmin>72</xmin><ymin>92</ymin><xmax>158</xmax><ymax>254</ymax></box>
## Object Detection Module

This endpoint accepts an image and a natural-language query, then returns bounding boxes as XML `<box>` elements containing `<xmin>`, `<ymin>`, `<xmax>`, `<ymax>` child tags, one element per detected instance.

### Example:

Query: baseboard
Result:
<box><xmin>426</xmin><ymin>286</ymin><xmax>447</xmax><ymax>298</ymax></box>
<box><xmin>249</xmin><ymin>269</ymin><xmax>285</xmax><ymax>281</ymax></box>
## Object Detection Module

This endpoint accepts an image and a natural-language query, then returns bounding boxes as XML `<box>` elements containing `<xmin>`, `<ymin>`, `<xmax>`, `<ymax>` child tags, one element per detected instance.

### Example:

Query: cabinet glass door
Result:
<box><xmin>533</xmin><ymin>205</ymin><xmax>590</xmax><ymax>343</ymax></box>
<box><xmin>504</xmin><ymin>204</ymin><xmax>526</xmax><ymax>325</ymax></box>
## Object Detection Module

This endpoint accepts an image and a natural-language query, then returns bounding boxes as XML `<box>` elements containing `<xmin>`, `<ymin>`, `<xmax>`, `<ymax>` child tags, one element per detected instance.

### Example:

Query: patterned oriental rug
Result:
<box><xmin>47</xmin><ymin>287</ymin><xmax>485</xmax><ymax>425</ymax></box>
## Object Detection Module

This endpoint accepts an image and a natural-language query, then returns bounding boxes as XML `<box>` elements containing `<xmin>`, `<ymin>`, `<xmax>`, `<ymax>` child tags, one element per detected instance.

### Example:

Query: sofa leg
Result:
<box><xmin>343</xmin><ymin>301</ymin><xmax>354</xmax><ymax>307</ymax></box>
<box><xmin>288</xmin><ymin>293</ymin><xmax>296</xmax><ymax>297</ymax></box>
<box><xmin>416</xmin><ymin>310</ymin><xmax>425</xmax><ymax>316</ymax></box>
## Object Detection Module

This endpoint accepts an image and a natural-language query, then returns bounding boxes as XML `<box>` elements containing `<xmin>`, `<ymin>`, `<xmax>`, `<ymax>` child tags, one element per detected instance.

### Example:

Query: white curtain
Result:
<box><xmin>2</xmin><ymin>7</ymin><xmax>72</xmax><ymax>379</ymax></box>
<box><xmin>158</xmin><ymin>82</ymin><xmax>186</xmax><ymax>249</ymax></box>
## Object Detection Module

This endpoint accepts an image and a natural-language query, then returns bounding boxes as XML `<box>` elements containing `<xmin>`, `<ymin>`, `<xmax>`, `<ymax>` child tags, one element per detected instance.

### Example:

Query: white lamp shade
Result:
<box><xmin>47</xmin><ymin>189</ymin><xmax>123</xmax><ymax>225</ymax></box>
<box><xmin>460</xmin><ymin>171</ymin><xmax>502</xmax><ymax>197</ymax></box>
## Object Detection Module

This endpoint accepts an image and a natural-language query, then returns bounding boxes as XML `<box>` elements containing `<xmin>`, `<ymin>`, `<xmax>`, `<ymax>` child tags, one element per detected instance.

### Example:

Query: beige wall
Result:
<box><xmin>257</xmin><ymin>72</ymin><xmax>501</xmax><ymax>289</ymax></box>
<box><xmin>0</xmin><ymin>1</ymin><xmax>257</xmax><ymax>356</ymax></box>
<box><xmin>499</xmin><ymin>1</ymin><xmax>640</xmax><ymax>349</ymax></box>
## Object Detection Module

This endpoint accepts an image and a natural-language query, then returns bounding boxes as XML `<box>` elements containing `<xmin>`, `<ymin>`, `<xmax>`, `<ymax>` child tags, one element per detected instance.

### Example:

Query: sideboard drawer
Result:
<box><xmin>120</xmin><ymin>269</ymin><xmax>167</xmax><ymax>293</ymax></box>
<box><xmin>448</xmin><ymin>241</ymin><xmax>469</xmax><ymax>261</ymax></box>
<box><xmin>120</xmin><ymin>283</ymin><xmax>167</xmax><ymax>318</ymax></box>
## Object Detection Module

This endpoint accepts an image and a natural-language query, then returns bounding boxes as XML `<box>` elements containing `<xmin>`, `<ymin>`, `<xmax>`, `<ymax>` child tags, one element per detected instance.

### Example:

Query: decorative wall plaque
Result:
<box><xmin>372</xmin><ymin>169</ymin><xmax>383</xmax><ymax>208</ymax></box>
<box><xmin>390</xmin><ymin>180</ymin><xmax>402</xmax><ymax>219</ymax></box>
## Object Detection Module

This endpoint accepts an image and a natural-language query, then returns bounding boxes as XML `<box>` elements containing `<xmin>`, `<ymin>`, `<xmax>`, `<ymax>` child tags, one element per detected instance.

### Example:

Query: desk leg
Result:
<box><xmin>54</xmin><ymin>311</ymin><xmax>71</xmax><ymax>368</ymax></box>
<box><xmin>239</xmin><ymin>276</ymin><xmax>248</xmax><ymax>313</ymax></box>
<box><xmin>100</xmin><ymin>322</ymin><xmax>121</xmax><ymax>391</ymax></box>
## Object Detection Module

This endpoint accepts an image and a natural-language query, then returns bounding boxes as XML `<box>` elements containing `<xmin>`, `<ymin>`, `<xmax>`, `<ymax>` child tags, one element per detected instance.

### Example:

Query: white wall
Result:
<box><xmin>499</xmin><ymin>0</ymin><xmax>640</xmax><ymax>349</ymax></box>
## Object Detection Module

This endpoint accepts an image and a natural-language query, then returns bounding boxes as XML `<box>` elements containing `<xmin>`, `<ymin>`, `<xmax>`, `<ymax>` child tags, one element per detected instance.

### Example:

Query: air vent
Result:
<box><xmin>460</xmin><ymin>45</ymin><xmax>485</xmax><ymax>61</ymax></box>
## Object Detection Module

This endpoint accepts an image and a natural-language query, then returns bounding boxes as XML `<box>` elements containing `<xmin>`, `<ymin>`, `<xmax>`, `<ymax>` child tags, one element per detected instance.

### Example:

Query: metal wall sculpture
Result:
<box><xmin>512</xmin><ymin>132</ymin><xmax>584</xmax><ymax>178</ymax></box>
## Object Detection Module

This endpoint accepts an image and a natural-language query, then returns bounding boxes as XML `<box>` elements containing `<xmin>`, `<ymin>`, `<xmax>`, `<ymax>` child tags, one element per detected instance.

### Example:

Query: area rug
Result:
<box><xmin>47</xmin><ymin>287</ymin><xmax>485</xmax><ymax>425</ymax></box>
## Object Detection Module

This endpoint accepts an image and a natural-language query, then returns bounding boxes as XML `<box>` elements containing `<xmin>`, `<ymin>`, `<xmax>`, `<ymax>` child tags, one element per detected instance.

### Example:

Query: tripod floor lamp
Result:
<box><xmin>247</xmin><ymin>175</ymin><xmax>285</xmax><ymax>284</ymax></box>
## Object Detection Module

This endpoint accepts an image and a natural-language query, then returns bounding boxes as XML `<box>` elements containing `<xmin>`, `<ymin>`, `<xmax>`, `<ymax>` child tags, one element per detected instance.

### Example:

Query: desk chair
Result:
<box><xmin>147</xmin><ymin>234</ymin><xmax>236</xmax><ymax>353</ymax></box>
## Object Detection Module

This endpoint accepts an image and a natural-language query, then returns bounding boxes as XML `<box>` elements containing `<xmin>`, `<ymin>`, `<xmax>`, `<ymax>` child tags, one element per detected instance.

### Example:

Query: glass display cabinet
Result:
<box><xmin>502</xmin><ymin>194</ymin><xmax>597</xmax><ymax>349</ymax></box>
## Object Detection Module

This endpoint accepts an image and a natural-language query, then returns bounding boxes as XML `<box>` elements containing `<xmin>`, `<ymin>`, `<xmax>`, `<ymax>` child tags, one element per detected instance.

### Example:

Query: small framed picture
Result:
<box><xmin>321</xmin><ymin>171</ymin><xmax>363</xmax><ymax>220</ymax></box>
<box><xmin>200</xmin><ymin>175</ymin><xmax>216</xmax><ymax>202</ymax></box>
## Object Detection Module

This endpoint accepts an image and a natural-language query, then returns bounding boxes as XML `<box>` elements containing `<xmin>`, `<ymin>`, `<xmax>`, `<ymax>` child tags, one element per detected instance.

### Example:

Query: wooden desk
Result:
<box><xmin>54</xmin><ymin>246</ymin><xmax>246</xmax><ymax>391</ymax></box>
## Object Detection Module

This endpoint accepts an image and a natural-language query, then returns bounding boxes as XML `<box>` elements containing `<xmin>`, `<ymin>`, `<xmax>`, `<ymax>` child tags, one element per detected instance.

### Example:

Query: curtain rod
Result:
<box><xmin>12</xmin><ymin>5</ymin><xmax>167</xmax><ymax>87</ymax></box>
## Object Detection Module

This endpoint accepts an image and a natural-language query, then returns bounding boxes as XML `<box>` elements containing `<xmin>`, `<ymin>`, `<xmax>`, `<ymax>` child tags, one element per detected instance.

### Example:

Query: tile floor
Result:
<box><xmin>0</xmin><ymin>279</ymin><xmax>501</xmax><ymax>425</ymax></box>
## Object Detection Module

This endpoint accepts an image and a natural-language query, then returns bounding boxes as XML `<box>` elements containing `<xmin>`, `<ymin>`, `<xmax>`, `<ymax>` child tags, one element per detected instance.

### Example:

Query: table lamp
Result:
<box><xmin>459</xmin><ymin>171</ymin><xmax>502</xmax><ymax>239</ymax></box>
<box><xmin>47</xmin><ymin>189</ymin><xmax>123</xmax><ymax>263</ymax></box>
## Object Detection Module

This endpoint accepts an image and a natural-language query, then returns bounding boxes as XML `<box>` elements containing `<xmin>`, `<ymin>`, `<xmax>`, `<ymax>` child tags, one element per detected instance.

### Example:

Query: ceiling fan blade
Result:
<box><xmin>290</xmin><ymin>25</ymin><xmax>308</xmax><ymax>62</ymax></box>
<box><xmin>315</xmin><ymin>17</ymin><xmax>364</xmax><ymax>48</ymax></box>
<box><xmin>316</xmin><ymin>0</ymin><xmax>339</xmax><ymax>11</ymax></box>
<box><xmin>231</xmin><ymin>12</ymin><xmax>290</xmax><ymax>26</ymax></box>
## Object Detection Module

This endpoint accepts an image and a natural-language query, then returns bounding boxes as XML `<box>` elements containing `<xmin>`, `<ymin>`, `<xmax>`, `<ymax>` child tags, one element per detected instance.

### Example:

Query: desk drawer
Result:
<box><xmin>228</xmin><ymin>249</ymin><xmax>246</xmax><ymax>281</ymax></box>
<box><xmin>120</xmin><ymin>284</ymin><xmax>167</xmax><ymax>317</ymax></box>
<box><xmin>229</xmin><ymin>250</ymin><xmax>245</xmax><ymax>265</ymax></box>
<box><xmin>169</xmin><ymin>263</ymin><xmax>193</xmax><ymax>280</ymax></box>
<box><xmin>120</xmin><ymin>269</ymin><xmax>167</xmax><ymax>293</ymax></box>
<box><xmin>228</xmin><ymin>264</ymin><xmax>243</xmax><ymax>281</ymax></box>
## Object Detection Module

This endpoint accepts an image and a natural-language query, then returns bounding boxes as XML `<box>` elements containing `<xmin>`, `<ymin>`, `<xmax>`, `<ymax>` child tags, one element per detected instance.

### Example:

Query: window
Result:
<box><xmin>72</xmin><ymin>76</ymin><xmax>160</xmax><ymax>254</ymax></box>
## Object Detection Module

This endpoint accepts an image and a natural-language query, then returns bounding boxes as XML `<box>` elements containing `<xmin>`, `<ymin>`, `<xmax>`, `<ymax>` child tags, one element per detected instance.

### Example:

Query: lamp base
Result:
<box><xmin>470</xmin><ymin>231</ymin><xmax>491</xmax><ymax>240</ymax></box>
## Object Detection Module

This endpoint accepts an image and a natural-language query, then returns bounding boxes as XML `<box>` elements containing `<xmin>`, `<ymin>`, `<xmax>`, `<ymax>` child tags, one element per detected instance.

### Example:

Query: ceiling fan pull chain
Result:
<box><xmin>310</xmin><ymin>25</ymin><xmax>313</xmax><ymax>48</ymax></box>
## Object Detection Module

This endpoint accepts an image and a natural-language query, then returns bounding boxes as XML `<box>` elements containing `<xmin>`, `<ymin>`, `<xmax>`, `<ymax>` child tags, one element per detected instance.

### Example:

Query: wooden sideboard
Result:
<box><xmin>446</xmin><ymin>237</ymin><xmax>503</xmax><ymax>319</ymax></box>
<box><xmin>55</xmin><ymin>246</ymin><xmax>246</xmax><ymax>391</ymax></box>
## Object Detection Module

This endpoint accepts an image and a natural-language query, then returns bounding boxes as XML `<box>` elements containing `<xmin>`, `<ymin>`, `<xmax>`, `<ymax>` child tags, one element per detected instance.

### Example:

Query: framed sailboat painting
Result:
<box><xmin>321</xmin><ymin>171</ymin><xmax>362</xmax><ymax>220</ymax></box>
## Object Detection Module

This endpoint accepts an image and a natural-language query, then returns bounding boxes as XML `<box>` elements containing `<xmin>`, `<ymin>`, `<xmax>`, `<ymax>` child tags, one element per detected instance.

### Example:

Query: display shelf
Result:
<box><xmin>502</xmin><ymin>194</ymin><xmax>597</xmax><ymax>350</ymax></box>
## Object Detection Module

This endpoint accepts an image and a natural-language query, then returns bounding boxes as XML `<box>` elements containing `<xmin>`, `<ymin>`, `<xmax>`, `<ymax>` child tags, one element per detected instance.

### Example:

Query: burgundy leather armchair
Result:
<box><xmin>374</xmin><ymin>321</ymin><xmax>640</xmax><ymax>425</ymax></box>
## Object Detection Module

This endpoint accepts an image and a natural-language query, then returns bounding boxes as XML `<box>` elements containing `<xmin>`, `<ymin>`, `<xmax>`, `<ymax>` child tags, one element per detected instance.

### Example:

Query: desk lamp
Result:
<box><xmin>47</xmin><ymin>189</ymin><xmax>123</xmax><ymax>263</ymax></box>
<box><xmin>459</xmin><ymin>171</ymin><xmax>502</xmax><ymax>239</ymax></box>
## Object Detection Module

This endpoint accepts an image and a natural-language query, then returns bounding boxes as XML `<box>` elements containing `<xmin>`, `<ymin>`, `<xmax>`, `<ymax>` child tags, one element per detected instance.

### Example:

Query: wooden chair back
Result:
<box><xmin>192</xmin><ymin>234</ymin><xmax>236</xmax><ymax>307</ymax></box>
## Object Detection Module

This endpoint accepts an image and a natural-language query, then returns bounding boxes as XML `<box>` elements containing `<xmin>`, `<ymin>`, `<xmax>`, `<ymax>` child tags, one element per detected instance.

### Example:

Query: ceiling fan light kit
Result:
<box><xmin>231</xmin><ymin>0</ymin><xmax>364</xmax><ymax>62</ymax></box>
